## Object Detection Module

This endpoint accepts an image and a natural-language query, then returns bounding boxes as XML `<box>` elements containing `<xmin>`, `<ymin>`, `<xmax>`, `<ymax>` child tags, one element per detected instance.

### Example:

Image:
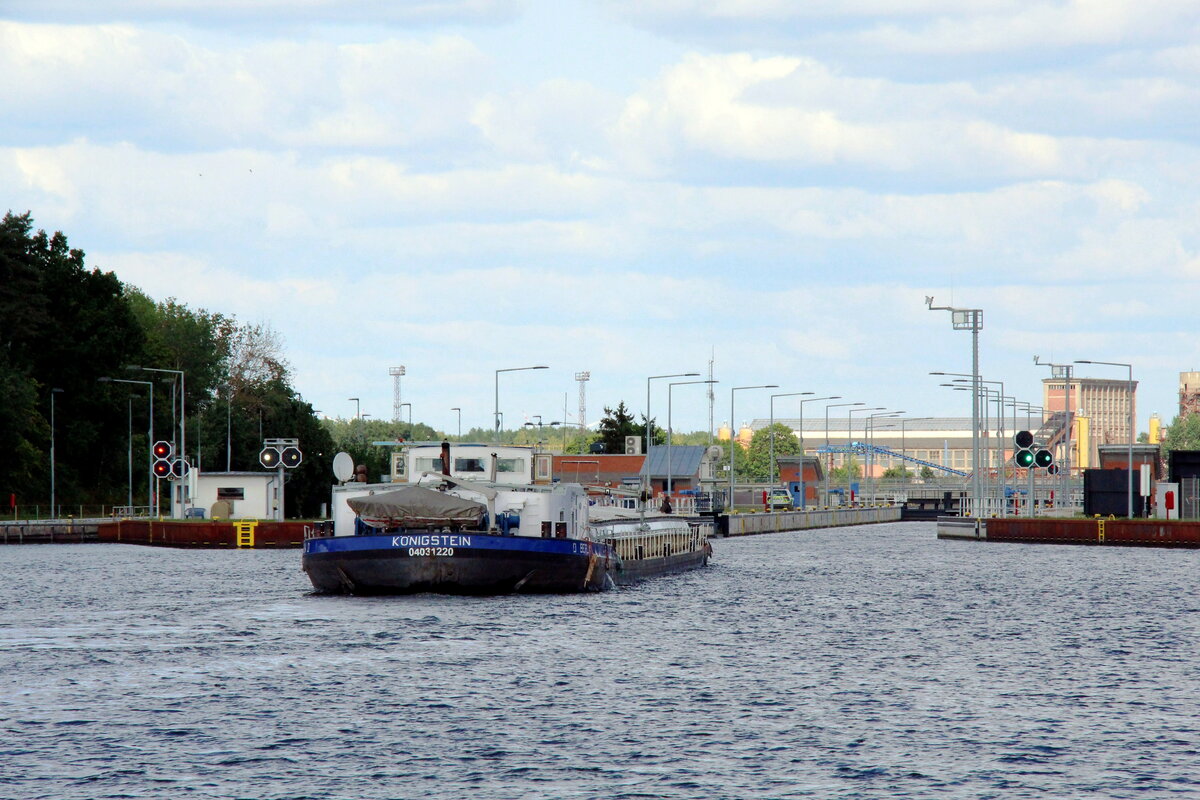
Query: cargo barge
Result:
<box><xmin>302</xmin><ymin>443</ymin><xmax>712</xmax><ymax>595</ymax></box>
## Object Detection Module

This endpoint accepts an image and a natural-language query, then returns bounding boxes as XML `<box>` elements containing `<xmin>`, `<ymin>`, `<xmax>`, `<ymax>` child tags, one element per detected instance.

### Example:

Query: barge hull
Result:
<box><xmin>303</xmin><ymin>549</ymin><xmax>612</xmax><ymax>594</ymax></box>
<box><xmin>614</xmin><ymin>548</ymin><xmax>710</xmax><ymax>584</ymax></box>
<box><xmin>302</xmin><ymin>532</ymin><xmax>616</xmax><ymax>595</ymax></box>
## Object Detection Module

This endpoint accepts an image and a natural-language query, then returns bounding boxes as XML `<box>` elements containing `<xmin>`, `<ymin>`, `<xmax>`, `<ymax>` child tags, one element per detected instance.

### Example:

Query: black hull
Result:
<box><xmin>303</xmin><ymin>548</ymin><xmax>614</xmax><ymax>595</ymax></box>
<box><xmin>614</xmin><ymin>548</ymin><xmax>710</xmax><ymax>585</ymax></box>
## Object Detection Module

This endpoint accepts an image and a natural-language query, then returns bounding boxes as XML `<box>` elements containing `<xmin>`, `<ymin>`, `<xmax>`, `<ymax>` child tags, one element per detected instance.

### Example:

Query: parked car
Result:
<box><xmin>767</xmin><ymin>489</ymin><xmax>794</xmax><ymax>510</ymax></box>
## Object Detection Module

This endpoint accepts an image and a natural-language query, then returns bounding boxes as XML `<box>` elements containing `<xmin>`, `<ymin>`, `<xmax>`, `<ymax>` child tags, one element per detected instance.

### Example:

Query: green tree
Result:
<box><xmin>0</xmin><ymin>211</ymin><xmax>145</xmax><ymax>506</ymax></box>
<box><xmin>882</xmin><ymin>465</ymin><xmax>913</xmax><ymax>479</ymax></box>
<box><xmin>919</xmin><ymin>466</ymin><xmax>936</xmax><ymax>481</ymax></box>
<box><xmin>830</xmin><ymin>456</ymin><xmax>862</xmax><ymax>483</ymax></box>
<box><xmin>595</xmin><ymin>402</ymin><xmax>660</xmax><ymax>454</ymax></box>
<box><xmin>127</xmin><ymin>288</ymin><xmax>227</xmax><ymax>425</ymax></box>
<box><xmin>1162</xmin><ymin>413</ymin><xmax>1200</xmax><ymax>456</ymax></box>
<box><xmin>742</xmin><ymin>423</ymin><xmax>802</xmax><ymax>483</ymax></box>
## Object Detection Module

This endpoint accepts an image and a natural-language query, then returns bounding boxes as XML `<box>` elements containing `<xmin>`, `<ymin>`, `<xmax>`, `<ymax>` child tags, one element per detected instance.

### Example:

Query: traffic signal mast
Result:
<box><xmin>1012</xmin><ymin>430</ymin><xmax>1056</xmax><ymax>515</ymax></box>
<box><xmin>260</xmin><ymin>438</ymin><xmax>303</xmax><ymax>521</ymax></box>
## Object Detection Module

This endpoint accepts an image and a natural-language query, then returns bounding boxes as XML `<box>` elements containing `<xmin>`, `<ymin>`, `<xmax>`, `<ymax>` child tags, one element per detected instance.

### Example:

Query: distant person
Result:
<box><xmin>660</xmin><ymin>492</ymin><xmax>672</xmax><ymax>514</ymax></box>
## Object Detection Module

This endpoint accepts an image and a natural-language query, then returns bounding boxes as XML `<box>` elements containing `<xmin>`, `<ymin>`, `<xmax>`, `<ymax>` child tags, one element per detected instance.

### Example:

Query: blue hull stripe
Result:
<box><xmin>305</xmin><ymin>532</ymin><xmax>614</xmax><ymax>559</ymax></box>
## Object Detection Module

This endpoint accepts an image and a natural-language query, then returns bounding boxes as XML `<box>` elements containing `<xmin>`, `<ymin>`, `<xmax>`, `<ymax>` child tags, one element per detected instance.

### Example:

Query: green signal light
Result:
<box><xmin>1015</xmin><ymin>449</ymin><xmax>1035</xmax><ymax>468</ymax></box>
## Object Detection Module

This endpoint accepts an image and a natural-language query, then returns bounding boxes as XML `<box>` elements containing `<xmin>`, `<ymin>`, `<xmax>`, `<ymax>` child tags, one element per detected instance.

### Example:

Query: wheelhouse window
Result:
<box><xmin>496</xmin><ymin>458</ymin><xmax>524</xmax><ymax>473</ymax></box>
<box><xmin>415</xmin><ymin>457</ymin><xmax>441</xmax><ymax>473</ymax></box>
<box><xmin>455</xmin><ymin>457</ymin><xmax>486</xmax><ymax>473</ymax></box>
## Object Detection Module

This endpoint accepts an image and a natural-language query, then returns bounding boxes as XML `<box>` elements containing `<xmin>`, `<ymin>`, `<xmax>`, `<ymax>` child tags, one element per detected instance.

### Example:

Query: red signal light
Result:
<box><xmin>152</xmin><ymin>440</ymin><xmax>173</xmax><ymax>459</ymax></box>
<box><xmin>153</xmin><ymin>460</ymin><xmax>172</xmax><ymax>478</ymax></box>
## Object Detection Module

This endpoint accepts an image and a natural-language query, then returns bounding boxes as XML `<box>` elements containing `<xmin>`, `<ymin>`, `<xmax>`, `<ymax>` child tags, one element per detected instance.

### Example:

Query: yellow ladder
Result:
<box><xmin>235</xmin><ymin>521</ymin><xmax>257</xmax><ymax>548</ymax></box>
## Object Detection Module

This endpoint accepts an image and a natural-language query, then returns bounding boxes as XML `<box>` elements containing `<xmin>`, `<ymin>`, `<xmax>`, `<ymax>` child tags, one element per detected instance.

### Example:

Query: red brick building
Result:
<box><xmin>776</xmin><ymin>455</ymin><xmax>825</xmax><ymax>507</ymax></box>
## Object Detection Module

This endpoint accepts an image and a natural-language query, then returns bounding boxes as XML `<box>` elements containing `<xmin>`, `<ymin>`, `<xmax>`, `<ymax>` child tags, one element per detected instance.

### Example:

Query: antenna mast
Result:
<box><xmin>575</xmin><ymin>371</ymin><xmax>590</xmax><ymax>434</ymax></box>
<box><xmin>389</xmin><ymin>365</ymin><xmax>405</xmax><ymax>422</ymax></box>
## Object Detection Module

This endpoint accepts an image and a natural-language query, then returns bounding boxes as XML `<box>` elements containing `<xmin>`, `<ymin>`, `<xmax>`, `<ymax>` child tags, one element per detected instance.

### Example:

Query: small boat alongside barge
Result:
<box><xmin>302</xmin><ymin>442</ymin><xmax>712</xmax><ymax>595</ymax></box>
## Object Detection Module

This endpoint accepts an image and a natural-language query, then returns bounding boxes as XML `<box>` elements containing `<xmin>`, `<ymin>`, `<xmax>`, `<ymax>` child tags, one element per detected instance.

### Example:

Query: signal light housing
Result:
<box><xmin>1015</xmin><ymin>449</ymin><xmax>1035</xmax><ymax>468</ymax></box>
<box><xmin>280</xmin><ymin>446</ymin><xmax>302</xmax><ymax>468</ymax></box>
<box><xmin>153</xmin><ymin>460</ymin><xmax>172</xmax><ymax>478</ymax></box>
<box><xmin>152</xmin><ymin>440</ymin><xmax>173</xmax><ymax>459</ymax></box>
<box><xmin>171</xmin><ymin>459</ymin><xmax>190</xmax><ymax>479</ymax></box>
<box><xmin>259</xmin><ymin>446</ymin><xmax>281</xmax><ymax>469</ymax></box>
<box><xmin>1035</xmin><ymin>449</ymin><xmax>1054</xmax><ymax>469</ymax></box>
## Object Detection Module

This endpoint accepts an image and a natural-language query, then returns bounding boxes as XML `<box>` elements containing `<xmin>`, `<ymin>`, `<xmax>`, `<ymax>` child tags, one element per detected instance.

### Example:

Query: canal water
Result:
<box><xmin>3</xmin><ymin>522</ymin><xmax>1199</xmax><ymax>799</ymax></box>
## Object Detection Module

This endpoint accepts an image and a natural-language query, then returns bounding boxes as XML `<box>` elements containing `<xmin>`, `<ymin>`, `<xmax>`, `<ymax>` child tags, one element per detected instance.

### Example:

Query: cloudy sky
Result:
<box><xmin>5</xmin><ymin>0</ymin><xmax>1199</xmax><ymax>437</ymax></box>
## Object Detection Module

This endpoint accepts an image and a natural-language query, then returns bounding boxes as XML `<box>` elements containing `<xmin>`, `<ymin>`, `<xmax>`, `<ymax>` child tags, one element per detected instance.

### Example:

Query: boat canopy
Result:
<box><xmin>348</xmin><ymin>486</ymin><xmax>487</xmax><ymax>528</ymax></box>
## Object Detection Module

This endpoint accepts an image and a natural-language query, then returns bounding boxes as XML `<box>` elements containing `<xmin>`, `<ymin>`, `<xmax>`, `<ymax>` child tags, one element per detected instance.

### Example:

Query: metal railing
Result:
<box><xmin>6</xmin><ymin>505</ymin><xmax>151</xmax><ymax>522</ymax></box>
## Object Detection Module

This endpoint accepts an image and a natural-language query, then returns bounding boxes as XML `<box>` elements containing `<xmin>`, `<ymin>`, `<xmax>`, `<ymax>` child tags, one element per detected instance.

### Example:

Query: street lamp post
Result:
<box><xmin>98</xmin><ymin>377</ymin><xmax>154</xmax><ymax>512</ymax></box>
<box><xmin>496</xmin><ymin>366</ymin><xmax>548</xmax><ymax>442</ymax></box>
<box><xmin>1076</xmin><ymin>359</ymin><xmax>1135</xmax><ymax>517</ymax></box>
<box><xmin>729</xmin><ymin>384</ymin><xmax>778</xmax><ymax>509</ymax></box>
<box><xmin>798</xmin><ymin>396</ymin><xmax>839</xmax><ymax>456</ymax></box>
<box><xmin>668</xmin><ymin>380</ymin><xmax>717</xmax><ymax>496</ymax></box>
<box><xmin>769</xmin><ymin>392</ymin><xmax>813</xmax><ymax>486</ymax></box>
<box><xmin>450</xmin><ymin>407</ymin><xmax>461</xmax><ymax>438</ymax></box>
<box><xmin>790</xmin><ymin>395</ymin><xmax>839</xmax><ymax>508</ymax></box>
<box><xmin>926</xmin><ymin>299</ymin><xmax>984</xmax><ymax>515</ymax></box>
<box><xmin>400</xmin><ymin>403</ymin><xmax>412</xmax><ymax>431</ymax></box>
<box><xmin>1036</xmin><ymin>358</ymin><xmax>1074</xmax><ymax>510</ymax></box>
<box><xmin>867</xmin><ymin>411</ymin><xmax>903</xmax><ymax>502</ymax></box>
<box><xmin>49</xmin><ymin>388</ymin><xmax>64</xmax><ymax>519</ymax></box>
<box><xmin>893</xmin><ymin>416</ymin><xmax>932</xmax><ymax>484</ymax></box>
<box><xmin>846</xmin><ymin>406</ymin><xmax>885</xmax><ymax>502</ymax></box>
<box><xmin>132</xmin><ymin>366</ymin><xmax>186</xmax><ymax>514</ymax></box>
<box><xmin>939</xmin><ymin>372</ymin><xmax>1007</xmax><ymax>516</ymax></box>
<box><xmin>348</xmin><ymin>397</ymin><xmax>360</xmax><ymax>421</ymax></box>
<box><xmin>825</xmin><ymin>401</ymin><xmax>863</xmax><ymax>503</ymax></box>
<box><xmin>646</xmin><ymin>372</ymin><xmax>699</xmax><ymax>453</ymax></box>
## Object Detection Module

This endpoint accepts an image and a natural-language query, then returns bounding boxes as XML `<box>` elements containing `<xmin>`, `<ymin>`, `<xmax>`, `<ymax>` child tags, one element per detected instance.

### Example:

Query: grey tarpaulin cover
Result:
<box><xmin>347</xmin><ymin>486</ymin><xmax>486</xmax><ymax>528</ymax></box>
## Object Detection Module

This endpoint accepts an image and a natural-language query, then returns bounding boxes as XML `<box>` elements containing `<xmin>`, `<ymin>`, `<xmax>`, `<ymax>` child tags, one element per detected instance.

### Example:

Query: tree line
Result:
<box><xmin>0</xmin><ymin>211</ymin><xmax>335</xmax><ymax>516</ymax></box>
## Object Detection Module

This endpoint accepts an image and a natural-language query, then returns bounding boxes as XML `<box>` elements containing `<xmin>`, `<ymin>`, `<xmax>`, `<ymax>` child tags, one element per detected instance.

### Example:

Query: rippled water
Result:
<box><xmin>3</xmin><ymin>522</ymin><xmax>1200</xmax><ymax>799</ymax></box>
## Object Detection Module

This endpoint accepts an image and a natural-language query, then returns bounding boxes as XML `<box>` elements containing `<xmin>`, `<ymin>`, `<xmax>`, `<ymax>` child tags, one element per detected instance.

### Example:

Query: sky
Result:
<box><xmin>4</xmin><ymin>0</ymin><xmax>1200</xmax><ymax>438</ymax></box>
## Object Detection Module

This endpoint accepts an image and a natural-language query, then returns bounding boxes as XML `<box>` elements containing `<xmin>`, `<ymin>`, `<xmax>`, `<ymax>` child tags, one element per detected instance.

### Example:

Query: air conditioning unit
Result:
<box><xmin>624</xmin><ymin>436</ymin><xmax>642</xmax><ymax>455</ymax></box>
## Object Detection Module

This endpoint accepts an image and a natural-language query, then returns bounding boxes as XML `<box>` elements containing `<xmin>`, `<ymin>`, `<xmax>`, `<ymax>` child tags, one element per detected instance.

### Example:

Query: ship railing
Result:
<box><xmin>670</xmin><ymin>496</ymin><xmax>697</xmax><ymax>514</ymax></box>
<box><xmin>304</xmin><ymin>520</ymin><xmax>335</xmax><ymax>540</ymax></box>
<box><xmin>597</xmin><ymin>521</ymin><xmax>711</xmax><ymax>562</ymax></box>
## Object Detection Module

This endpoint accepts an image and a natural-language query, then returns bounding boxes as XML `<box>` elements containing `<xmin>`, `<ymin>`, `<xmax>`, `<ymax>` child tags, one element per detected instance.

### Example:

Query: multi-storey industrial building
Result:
<box><xmin>1180</xmin><ymin>371</ymin><xmax>1200</xmax><ymax>416</ymax></box>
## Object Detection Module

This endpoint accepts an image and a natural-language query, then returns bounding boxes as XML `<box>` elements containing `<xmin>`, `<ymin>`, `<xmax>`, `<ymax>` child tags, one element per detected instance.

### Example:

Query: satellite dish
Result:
<box><xmin>332</xmin><ymin>452</ymin><xmax>354</xmax><ymax>483</ymax></box>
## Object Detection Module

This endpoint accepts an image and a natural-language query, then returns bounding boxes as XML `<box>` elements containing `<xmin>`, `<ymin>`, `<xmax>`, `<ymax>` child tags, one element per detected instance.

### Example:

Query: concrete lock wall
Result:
<box><xmin>723</xmin><ymin>506</ymin><xmax>901</xmax><ymax>536</ymax></box>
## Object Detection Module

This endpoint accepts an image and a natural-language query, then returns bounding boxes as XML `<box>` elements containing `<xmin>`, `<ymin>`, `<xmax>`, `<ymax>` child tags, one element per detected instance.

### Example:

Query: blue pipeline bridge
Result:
<box><xmin>816</xmin><ymin>443</ymin><xmax>970</xmax><ymax>478</ymax></box>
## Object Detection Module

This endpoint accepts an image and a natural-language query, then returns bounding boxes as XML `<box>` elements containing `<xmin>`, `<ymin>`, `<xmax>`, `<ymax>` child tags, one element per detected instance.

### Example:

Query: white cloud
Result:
<box><xmin>608</xmin><ymin>0</ymin><xmax>1200</xmax><ymax>59</ymax></box>
<box><xmin>4</xmin><ymin>7</ymin><xmax>1199</xmax><ymax>433</ymax></box>
<box><xmin>0</xmin><ymin>22</ymin><xmax>491</xmax><ymax>152</ymax></box>
<box><xmin>1</xmin><ymin>0</ymin><xmax>522</xmax><ymax>27</ymax></box>
<box><xmin>471</xmin><ymin>79</ymin><xmax>623</xmax><ymax>167</ymax></box>
<box><xmin>609</xmin><ymin>53</ymin><xmax>1188</xmax><ymax>187</ymax></box>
